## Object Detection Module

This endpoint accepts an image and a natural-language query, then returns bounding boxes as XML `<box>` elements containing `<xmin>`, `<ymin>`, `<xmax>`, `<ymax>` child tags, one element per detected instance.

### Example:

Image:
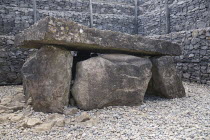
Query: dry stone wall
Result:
<box><xmin>0</xmin><ymin>35</ymin><xmax>35</xmax><ymax>85</ymax></box>
<box><xmin>0</xmin><ymin>0</ymin><xmax>136</xmax><ymax>35</ymax></box>
<box><xmin>149</xmin><ymin>28</ymin><xmax>210</xmax><ymax>85</ymax></box>
<box><xmin>138</xmin><ymin>0</ymin><xmax>210</xmax><ymax>35</ymax></box>
<box><xmin>2</xmin><ymin>0</ymin><xmax>209</xmax><ymax>36</ymax></box>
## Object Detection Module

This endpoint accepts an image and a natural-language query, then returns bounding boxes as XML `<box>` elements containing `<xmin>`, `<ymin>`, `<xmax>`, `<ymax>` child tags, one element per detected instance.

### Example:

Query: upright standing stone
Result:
<box><xmin>147</xmin><ymin>56</ymin><xmax>186</xmax><ymax>98</ymax></box>
<box><xmin>22</xmin><ymin>46</ymin><xmax>73</xmax><ymax>113</ymax></box>
<box><xmin>72</xmin><ymin>54</ymin><xmax>152</xmax><ymax>110</ymax></box>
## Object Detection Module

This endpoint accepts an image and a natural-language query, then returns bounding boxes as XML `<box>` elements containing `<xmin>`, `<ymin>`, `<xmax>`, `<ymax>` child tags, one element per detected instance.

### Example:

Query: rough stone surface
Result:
<box><xmin>138</xmin><ymin>0</ymin><xmax>210</xmax><ymax>35</ymax></box>
<box><xmin>1</xmin><ymin>0</ymin><xmax>209</xmax><ymax>36</ymax></box>
<box><xmin>33</xmin><ymin>121</ymin><xmax>56</xmax><ymax>132</ymax></box>
<box><xmin>22</xmin><ymin>46</ymin><xmax>73</xmax><ymax>113</ymax></box>
<box><xmin>0</xmin><ymin>35</ymin><xmax>36</xmax><ymax>85</ymax></box>
<box><xmin>147</xmin><ymin>56</ymin><xmax>186</xmax><ymax>98</ymax></box>
<box><xmin>15</xmin><ymin>17</ymin><xmax>181</xmax><ymax>56</ymax></box>
<box><xmin>75</xmin><ymin>112</ymin><xmax>91</xmax><ymax>122</ymax></box>
<box><xmin>0</xmin><ymin>0</ymin><xmax>135</xmax><ymax>36</ymax></box>
<box><xmin>72</xmin><ymin>54</ymin><xmax>152</xmax><ymax>110</ymax></box>
<box><xmin>22</xmin><ymin>118</ymin><xmax>42</xmax><ymax>128</ymax></box>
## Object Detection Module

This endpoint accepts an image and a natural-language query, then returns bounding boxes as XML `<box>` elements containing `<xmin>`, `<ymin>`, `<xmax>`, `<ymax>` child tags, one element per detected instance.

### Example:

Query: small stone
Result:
<box><xmin>85</xmin><ymin>117</ymin><xmax>99</xmax><ymax>127</ymax></box>
<box><xmin>60</xmin><ymin>26</ymin><xmax>64</xmax><ymax>30</ymax></box>
<box><xmin>0</xmin><ymin>114</ymin><xmax>10</xmax><ymax>123</ymax></box>
<box><xmin>0</xmin><ymin>105</ymin><xmax>10</xmax><ymax>111</ymax></box>
<box><xmin>64</xmin><ymin>118</ymin><xmax>72</xmax><ymax>124</ymax></box>
<box><xmin>46</xmin><ymin>113</ymin><xmax>65</xmax><ymax>127</ymax></box>
<box><xmin>12</xmin><ymin>93</ymin><xmax>25</xmax><ymax>103</ymax></box>
<box><xmin>47</xmin><ymin>113</ymin><xmax>63</xmax><ymax>120</ymax></box>
<box><xmin>192</xmin><ymin>30</ymin><xmax>198</xmax><ymax>38</ymax></box>
<box><xmin>9</xmin><ymin>102</ymin><xmax>25</xmax><ymax>112</ymax></box>
<box><xmin>64</xmin><ymin>107</ymin><xmax>79</xmax><ymax>116</ymax></box>
<box><xmin>0</xmin><ymin>110</ymin><xmax>5</xmax><ymax>114</ymax></box>
<box><xmin>191</xmin><ymin>38</ymin><xmax>200</xmax><ymax>45</ymax></box>
<box><xmin>0</xmin><ymin>93</ymin><xmax>25</xmax><ymax>112</ymax></box>
<box><xmin>183</xmin><ymin>73</ymin><xmax>191</xmax><ymax>79</ymax></box>
<box><xmin>55</xmin><ymin>118</ymin><xmax>65</xmax><ymax>127</ymax></box>
<box><xmin>22</xmin><ymin>117</ymin><xmax>42</xmax><ymax>128</ymax></box>
<box><xmin>189</xmin><ymin>54</ymin><xmax>194</xmax><ymax>58</ymax></box>
<box><xmin>76</xmin><ymin>112</ymin><xmax>91</xmax><ymax>122</ymax></box>
<box><xmin>9</xmin><ymin>113</ymin><xmax>24</xmax><ymax>122</ymax></box>
<box><xmin>7</xmin><ymin>40</ymin><xmax>14</xmax><ymax>45</ymax></box>
<box><xmin>0</xmin><ymin>97</ymin><xmax>12</xmax><ymax>106</ymax></box>
<box><xmin>33</xmin><ymin>121</ymin><xmax>56</xmax><ymax>132</ymax></box>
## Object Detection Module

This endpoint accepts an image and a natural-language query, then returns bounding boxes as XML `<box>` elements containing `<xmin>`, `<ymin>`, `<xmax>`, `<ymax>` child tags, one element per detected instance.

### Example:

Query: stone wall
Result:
<box><xmin>0</xmin><ymin>35</ymin><xmax>35</xmax><ymax>85</ymax></box>
<box><xmin>138</xmin><ymin>0</ymin><xmax>210</xmax><ymax>35</ymax></box>
<box><xmin>149</xmin><ymin>28</ymin><xmax>210</xmax><ymax>85</ymax></box>
<box><xmin>0</xmin><ymin>0</ymin><xmax>136</xmax><ymax>35</ymax></box>
<box><xmin>1</xmin><ymin>0</ymin><xmax>209</xmax><ymax>36</ymax></box>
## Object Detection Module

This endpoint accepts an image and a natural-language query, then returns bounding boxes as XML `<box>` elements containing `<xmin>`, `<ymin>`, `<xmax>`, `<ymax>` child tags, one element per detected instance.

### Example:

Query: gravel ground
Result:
<box><xmin>0</xmin><ymin>82</ymin><xmax>209</xmax><ymax>140</ymax></box>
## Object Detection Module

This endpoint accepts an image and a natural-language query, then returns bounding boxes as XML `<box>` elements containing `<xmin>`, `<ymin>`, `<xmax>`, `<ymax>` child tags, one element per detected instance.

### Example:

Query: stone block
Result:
<box><xmin>72</xmin><ymin>54</ymin><xmax>152</xmax><ymax>110</ymax></box>
<box><xmin>22</xmin><ymin>46</ymin><xmax>73</xmax><ymax>113</ymax></box>
<box><xmin>15</xmin><ymin>17</ymin><xmax>181</xmax><ymax>56</ymax></box>
<box><xmin>147</xmin><ymin>56</ymin><xmax>186</xmax><ymax>99</ymax></box>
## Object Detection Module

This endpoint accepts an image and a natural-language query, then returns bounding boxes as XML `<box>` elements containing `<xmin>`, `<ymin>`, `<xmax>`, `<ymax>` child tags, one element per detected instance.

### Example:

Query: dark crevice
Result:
<box><xmin>69</xmin><ymin>51</ymin><xmax>99</xmax><ymax>107</ymax></box>
<box><xmin>72</xmin><ymin>51</ymin><xmax>97</xmax><ymax>80</ymax></box>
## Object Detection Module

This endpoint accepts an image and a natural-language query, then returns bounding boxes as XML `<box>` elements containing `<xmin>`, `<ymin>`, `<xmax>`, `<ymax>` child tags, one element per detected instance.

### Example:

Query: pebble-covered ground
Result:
<box><xmin>0</xmin><ymin>82</ymin><xmax>209</xmax><ymax>140</ymax></box>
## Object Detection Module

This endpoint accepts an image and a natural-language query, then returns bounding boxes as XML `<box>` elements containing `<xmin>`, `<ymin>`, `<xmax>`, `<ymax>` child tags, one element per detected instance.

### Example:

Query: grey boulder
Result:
<box><xmin>22</xmin><ymin>46</ymin><xmax>73</xmax><ymax>113</ymax></box>
<box><xmin>72</xmin><ymin>54</ymin><xmax>152</xmax><ymax>110</ymax></box>
<box><xmin>147</xmin><ymin>56</ymin><xmax>186</xmax><ymax>98</ymax></box>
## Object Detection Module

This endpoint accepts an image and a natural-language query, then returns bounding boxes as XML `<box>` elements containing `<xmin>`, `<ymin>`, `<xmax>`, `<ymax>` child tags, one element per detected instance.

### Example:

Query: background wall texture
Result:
<box><xmin>0</xmin><ymin>0</ymin><xmax>210</xmax><ymax>85</ymax></box>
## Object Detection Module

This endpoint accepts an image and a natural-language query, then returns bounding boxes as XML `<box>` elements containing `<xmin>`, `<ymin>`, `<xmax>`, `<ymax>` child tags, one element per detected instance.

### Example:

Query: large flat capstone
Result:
<box><xmin>72</xmin><ymin>54</ymin><xmax>152</xmax><ymax>110</ymax></box>
<box><xmin>15</xmin><ymin>17</ymin><xmax>181</xmax><ymax>56</ymax></box>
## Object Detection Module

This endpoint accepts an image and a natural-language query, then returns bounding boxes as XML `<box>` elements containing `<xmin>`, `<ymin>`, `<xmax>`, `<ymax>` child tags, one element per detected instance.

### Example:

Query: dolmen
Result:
<box><xmin>15</xmin><ymin>17</ymin><xmax>186</xmax><ymax>113</ymax></box>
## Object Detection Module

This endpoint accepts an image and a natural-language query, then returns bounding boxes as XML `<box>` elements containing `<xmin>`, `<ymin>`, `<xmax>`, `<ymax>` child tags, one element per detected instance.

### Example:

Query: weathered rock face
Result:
<box><xmin>72</xmin><ymin>54</ymin><xmax>152</xmax><ymax>110</ymax></box>
<box><xmin>15</xmin><ymin>17</ymin><xmax>181</xmax><ymax>56</ymax></box>
<box><xmin>147</xmin><ymin>56</ymin><xmax>186</xmax><ymax>98</ymax></box>
<box><xmin>22</xmin><ymin>46</ymin><xmax>73</xmax><ymax>113</ymax></box>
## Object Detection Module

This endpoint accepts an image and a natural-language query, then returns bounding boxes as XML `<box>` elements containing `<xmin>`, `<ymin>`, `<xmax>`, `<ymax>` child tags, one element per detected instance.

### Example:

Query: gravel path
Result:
<box><xmin>0</xmin><ymin>82</ymin><xmax>209</xmax><ymax>140</ymax></box>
